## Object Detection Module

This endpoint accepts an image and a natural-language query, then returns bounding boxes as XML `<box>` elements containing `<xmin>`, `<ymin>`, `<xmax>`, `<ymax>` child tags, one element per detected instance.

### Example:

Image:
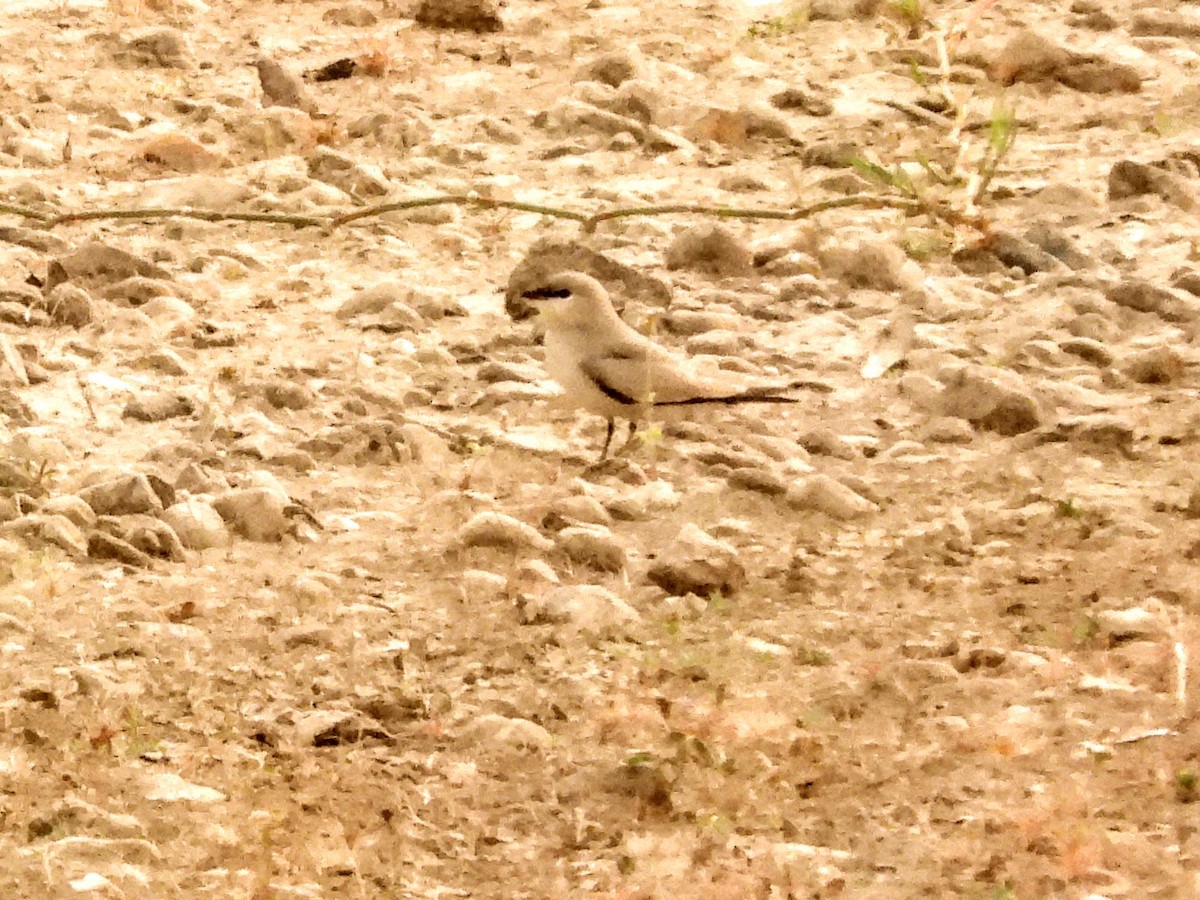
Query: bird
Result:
<box><xmin>252</xmin><ymin>57</ymin><xmax>318</xmax><ymax>116</ymax></box>
<box><xmin>519</xmin><ymin>271</ymin><xmax>825</xmax><ymax>460</ymax></box>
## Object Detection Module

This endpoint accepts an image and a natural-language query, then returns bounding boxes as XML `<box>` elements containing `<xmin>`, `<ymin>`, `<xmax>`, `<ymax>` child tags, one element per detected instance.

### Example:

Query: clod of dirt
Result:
<box><xmin>110</xmin><ymin>27</ymin><xmax>192</xmax><ymax>69</ymax></box>
<box><xmin>415</xmin><ymin>0</ymin><xmax>503</xmax><ymax>33</ymax></box>
<box><xmin>1130</xmin><ymin>10</ymin><xmax>1200</xmax><ymax>38</ymax></box>
<box><xmin>1109</xmin><ymin>160</ymin><xmax>1197</xmax><ymax>210</ymax></box>
<box><xmin>991</xmin><ymin>29</ymin><xmax>1141</xmax><ymax>93</ymax></box>
<box><xmin>40</xmin><ymin>284</ymin><xmax>95</xmax><ymax>327</ymax></box>
<box><xmin>939</xmin><ymin>365</ymin><xmax>1042</xmax><ymax>436</ymax></box>
<box><xmin>769</xmin><ymin>85</ymin><xmax>834</xmax><ymax>116</ymax></box>
<box><xmin>788</xmin><ymin>474</ymin><xmax>877</xmax><ymax>519</ymax></box>
<box><xmin>49</xmin><ymin>242</ymin><xmax>170</xmax><ymax>289</ymax></box>
<box><xmin>520</xmin><ymin>584</ymin><xmax>640</xmax><ymax>638</ymax></box>
<box><xmin>505</xmin><ymin>238</ymin><xmax>671</xmax><ymax>320</ymax></box>
<box><xmin>646</xmin><ymin>523</ymin><xmax>745</xmax><ymax>596</ymax></box>
<box><xmin>79</xmin><ymin>474</ymin><xmax>165</xmax><ymax>517</ymax></box>
<box><xmin>1106</xmin><ymin>279</ymin><xmax>1199</xmax><ymax>323</ymax></box>
<box><xmin>139</xmin><ymin>133</ymin><xmax>224</xmax><ymax>173</ymax></box>
<box><xmin>981</xmin><ymin>231</ymin><xmax>1068</xmax><ymax>276</ymax></box>
<box><xmin>556</xmin><ymin>525</ymin><xmax>627</xmax><ymax>573</ymax></box>
<box><xmin>665</xmin><ymin>224</ymin><xmax>753</xmax><ymax>277</ymax></box>
<box><xmin>253</xmin><ymin>57</ymin><xmax>317</xmax><ymax>115</ymax></box>
<box><xmin>819</xmin><ymin>239</ymin><xmax>918</xmax><ymax>290</ymax></box>
<box><xmin>307</xmin><ymin>147</ymin><xmax>390</xmax><ymax>196</ymax></box>
<box><xmin>323</xmin><ymin>4</ymin><xmax>378</xmax><ymax>26</ymax></box>
<box><xmin>212</xmin><ymin>487</ymin><xmax>293</xmax><ymax>541</ymax></box>
<box><xmin>114</xmin><ymin>514</ymin><xmax>187</xmax><ymax>561</ymax></box>
<box><xmin>1059</xmin><ymin>337</ymin><xmax>1115</xmax><ymax>367</ymax></box>
<box><xmin>7</xmin><ymin>514</ymin><xmax>86</xmax><ymax>556</ymax></box>
<box><xmin>87</xmin><ymin>530</ymin><xmax>154</xmax><ymax>567</ymax></box>
<box><xmin>1123</xmin><ymin>346</ymin><xmax>1185</xmax><ymax>385</ymax></box>
<box><xmin>460</xmin><ymin>511</ymin><xmax>553</xmax><ymax>551</ymax></box>
<box><xmin>162</xmin><ymin>498</ymin><xmax>230</xmax><ymax>550</ymax></box>
<box><xmin>576</xmin><ymin>50</ymin><xmax>643</xmax><ymax>88</ymax></box>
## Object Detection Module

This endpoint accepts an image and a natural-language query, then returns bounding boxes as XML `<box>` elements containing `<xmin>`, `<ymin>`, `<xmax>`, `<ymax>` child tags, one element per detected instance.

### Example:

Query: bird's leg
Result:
<box><xmin>599</xmin><ymin>418</ymin><xmax>616</xmax><ymax>461</ymax></box>
<box><xmin>616</xmin><ymin>420</ymin><xmax>639</xmax><ymax>456</ymax></box>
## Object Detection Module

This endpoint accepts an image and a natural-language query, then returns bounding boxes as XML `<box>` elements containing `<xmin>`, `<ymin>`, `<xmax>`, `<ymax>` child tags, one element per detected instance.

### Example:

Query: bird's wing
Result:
<box><xmin>580</xmin><ymin>340</ymin><xmax>730</xmax><ymax>406</ymax></box>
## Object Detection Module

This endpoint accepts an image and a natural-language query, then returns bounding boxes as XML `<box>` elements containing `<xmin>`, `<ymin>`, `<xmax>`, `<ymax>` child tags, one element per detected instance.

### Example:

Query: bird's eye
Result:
<box><xmin>521</xmin><ymin>287</ymin><xmax>572</xmax><ymax>300</ymax></box>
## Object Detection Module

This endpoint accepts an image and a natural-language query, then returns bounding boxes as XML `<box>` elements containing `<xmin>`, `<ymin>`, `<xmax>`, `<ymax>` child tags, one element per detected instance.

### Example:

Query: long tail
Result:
<box><xmin>655</xmin><ymin>378</ymin><xmax>833</xmax><ymax>407</ymax></box>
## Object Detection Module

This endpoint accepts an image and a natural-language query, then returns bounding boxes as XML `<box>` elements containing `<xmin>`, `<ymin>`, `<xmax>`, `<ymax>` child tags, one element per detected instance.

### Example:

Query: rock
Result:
<box><xmin>1123</xmin><ymin>346</ymin><xmax>1185</xmax><ymax>384</ymax></box>
<box><xmin>50</xmin><ymin>242</ymin><xmax>169</xmax><ymax>287</ymax></box>
<box><xmin>505</xmin><ymin>238</ymin><xmax>671</xmax><ymax>320</ymax></box>
<box><xmin>5</xmin><ymin>514</ymin><xmax>87</xmax><ymax>555</ymax></box>
<box><xmin>1109</xmin><ymin>160</ymin><xmax>1195</xmax><ymax>210</ymax></box>
<box><xmin>665</xmin><ymin>224</ymin><xmax>753</xmax><ymax>277</ymax></box>
<box><xmin>415</xmin><ymin>0</ymin><xmax>503</xmax><ymax>32</ymax></box>
<box><xmin>323</xmin><ymin>4</ymin><xmax>378</xmax><ymax>26</ymax></box>
<box><xmin>819</xmin><ymin>240</ymin><xmax>918</xmax><ymax>290</ymax></box>
<box><xmin>521</xmin><ymin>584</ymin><xmax>640</xmax><ymax>636</ymax></box>
<box><xmin>87</xmin><ymin>531</ymin><xmax>154</xmax><ymax>567</ymax></box>
<box><xmin>788</xmin><ymin>474</ymin><xmax>877</xmax><ymax>519</ymax></box>
<box><xmin>40</xmin><ymin>496</ymin><xmax>97</xmax><ymax>529</ymax></box>
<box><xmin>123</xmin><ymin>393</ymin><xmax>195</xmax><ymax>422</ymax></box>
<box><xmin>1105</xmin><ymin>280</ymin><xmax>1198</xmax><ymax>323</ymax></box>
<box><xmin>261</xmin><ymin>381</ymin><xmax>315</xmax><ymax>410</ymax></box>
<box><xmin>769</xmin><ymin>85</ymin><xmax>834</xmax><ymax>116</ymax></box>
<box><xmin>939</xmin><ymin>365</ymin><xmax>1041</xmax><ymax>435</ymax></box>
<box><xmin>79</xmin><ymin>474</ymin><xmax>164</xmax><ymax>516</ymax></box>
<box><xmin>253</xmin><ymin>57</ymin><xmax>317</xmax><ymax>114</ymax></box>
<box><xmin>726</xmin><ymin>467</ymin><xmax>789</xmax><ymax>496</ymax></box>
<box><xmin>545</xmin><ymin>494</ymin><xmax>612</xmax><ymax>529</ymax></box>
<box><xmin>1130</xmin><ymin>11</ymin><xmax>1200</xmax><ymax>38</ymax></box>
<box><xmin>1096</xmin><ymin>604</ymin><xmax>1170</xmax><ymax>642</ymax></box>
<box><xmin>175</xmin><ymin>463</ymin><xmax>230</xmax><ymax>495</ymax></box>
<box><xmin>139</xmin><ymin>133</ymin><xmax>223</xmax><ymax>173</ymax></box>
<box><xmin>460</xmin><ymin>512</ymin><xmax>553</xmax><ymax>551</ymax></box>
<box><xmin>577</xmin><ymin>50</ymin><xmax>642</xmax><ymax>88</ymax></box>
<box><xmin>991</xmin><ymin>29</ymin><xmax>1140</xmax><ymax>93</ymax></box>
<box><xmin>116</xmin><ymin>515</ymin><xmax>186</xmax><ymax>561</ymax></box>
<box><xmin>307</xmin><ymin>147</ymin><xmax>390</xmax><ymax>196</ymax></box>
<box><xmin>39</xmin><ymin>284</ymin><xmax>94</xmax><ymax>327</ymax></box>
<box><xmin>1057</xmin><ymin>59</ymin><xmax>1142</xmax><ymax>94</ymax></box>
<box><xmin>1023</xmin><ymin>225</ymin><xmax>1094</xmax><ymax>270</ymax></box>
<box><xmin>646</xmin><ymin>523</ymin><xmax>745</xmax><ymax>596</ymax></box>
<box><xmin>919</xmin><ymin>417</ymin><xmax>975</xmax><ymax>444</ymax></box>
<box><xmin>460</xmin><ymin>715</ymin><xmax>550</xmax><ymax>750</ymax></box>
<box><xmin>985</xmin><ymin>231</ymin><xmax>1067</xmax><ymax>275</ymax></box>
<box><xmin>1059</xmin><ymin>337</ymin><xmax>1114</xmax><ymax>367</ymax></box>
<box><xmin>103</xmin><ymin>276</ymin><xmax>174</xmax><ymax>306</ymax></box>
<box><xmin>112</xmin><ymin>27</ymin><xmax>191</xmax><ymax>69</ymax></box>
<box><xmin>556</xmin><ymin>525</ymin><xmax>626</xmax><ymax>572</ymax></box>
<box><xmin>1048</xmin><ymin>415</ymin><xmax>1134</xmax><ymax>455</ymax></box>
<box><xmin>212</xmin><ymin>488</ymin><xmax>293</xmax><ymax>541</ymax></box>
<box><xmin>162</xmin><ymin>497</ymin><xmax>230</xmax><ymax>550</ymax></box>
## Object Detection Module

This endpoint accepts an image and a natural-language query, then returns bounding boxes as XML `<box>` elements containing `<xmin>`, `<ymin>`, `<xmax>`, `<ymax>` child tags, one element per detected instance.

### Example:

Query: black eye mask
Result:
<box><xmin>521</xmin><ymin>287</ymin><xmax>573</xmax><ymax>300</ymax></box>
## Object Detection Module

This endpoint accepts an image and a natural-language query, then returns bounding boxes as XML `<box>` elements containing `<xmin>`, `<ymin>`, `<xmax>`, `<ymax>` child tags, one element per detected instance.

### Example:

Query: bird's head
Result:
<box><xmin>518</xmin><ymin>272</ymin><xmax>613</xmax><ymax>327</ymax></box>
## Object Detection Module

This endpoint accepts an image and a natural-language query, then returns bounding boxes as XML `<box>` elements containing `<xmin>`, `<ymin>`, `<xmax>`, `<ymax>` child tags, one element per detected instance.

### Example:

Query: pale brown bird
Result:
<box><xmin>252</xmin><ymin>57</ymin><xmax>317</xmax><ymax>115</ymax></box>
<box><xmin>520</xmin><ymin>272</ymin><xmax>824</xmax><ymax>459</ymax></box>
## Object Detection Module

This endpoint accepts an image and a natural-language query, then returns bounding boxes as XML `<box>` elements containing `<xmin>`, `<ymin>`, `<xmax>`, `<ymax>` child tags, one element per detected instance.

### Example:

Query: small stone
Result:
<box><xmin>79</xmin><ymin>474</ymin><xmax>164</xmax><ymax>516</ymax></box>
<box><xmin>787</xmin><ymin>474</ymin><xmax>877</xmax><ymax>519</ymax></box>
<box><xmin>162</xmin><ymin>498</ymin><xmax>231</xmax><ymax>550</ymax></box>
<box><xmin>123</xmin><ymin>393</ymin><xmax>195</xmax><ymax>423</ymax></box>
<box><xmin>521</xmin><ymin>583</ymin><xmax>640</xmax><ymax>637</ymax></box>
<box><xmin>556</xmin><ymin>525</ymin><xmax>626</xmax><ymax>573</ymax></box>
<box><xmin>1096</xmin><ymin>605</ymin><xmax>1169</xmax><ymax>642</ymax></box>
<box><xmin>727</xmin><ymin>467</ymin><xmax>788</xmax><ymax>496</ymax></box>
<box><xmin>1105</xmin><ymin>280</ymin><xmax>1198</xmax><ymax>323</ymax></box>
<box><xmin>139</xmin><ymin>133</ymin><xmax>223</xmax><ymax>173</ymax></box>
<box><xmin>253</xmin><ymin>58</ymin><xmax>317</xmax><ymax>114</ymax></box>
<box><xmin>460</xmin><ymin>714</ymin><xmax>550</xmax><ymax>750</ymax></box>
<box><xmin>545</xmin><ymin>494</ymin><xmax>612</xmax><ymax>528</ymax></box>
<box><xmin>1131</xmin><ymin>10</ymin><xmax>1200</xmax><ymax>37</ymax></box>
<box><xmin>103</xmin><ymin>276</ymin><xmax>173</xmax><ymax>307</ymax></box>
<box><xmin>117</xmin><ymin>515</ymin><xmax>186</xmax><ymax>561</ymax></box>
<box><xmin>1109</xmin><ymin>160</ymin><xmax>1195</xmax><ymax>210</ymax></box>
<box><xmin>323</xmin><ymin>4</ymin><xmax>379</xmax><ymax>26</ymax></box>
<box><xmin>819</xmin><ymin>240</ymin><xmax>918</xmax><ymax>291</ymax></box>
<box><xmin>174</xmin><ymin>463</ymin><xmax>230</xmax><ymax>495</ymax></box>
<box><xmin>40</xmin><ymin>496</ymin><xmax>98</xmax><ymax>529</ymax></box>
<box><xmin>1124</xmin><ymin>346</ymin><xmax>1185</xmax><ymax>384</ymax></box>
<box><xmin>919</xmin><ymin>417</ymin><xmax>975</xmax><ymax>444</ymax></box>
<box><xmin>6</xmin><ymin>514</ymin><xmax>86</xmax><ymax>555</ymax></box>
<box><xmin>262</xmin><ymin>381</ymin><xmax>315</xmax><ymax>410</ymax></box>
<box><xmin>460</xmin><ymin>512</ymin><xmax>553</xmax><ymax>551</ymax></box>
<box><xmin>38</xmin><ymin>284</ymin><xmax>94</xmax><ymax>327</ymax></box>
<box><xmin>87</xmin><ymin>531</ymin><xmax>154</xmax><ymax>567</ymax></box>
<box><xmin>415</xmin><ymin>0</ymin><xmax>503</xmax><ymax>32</ymax></box>
<box><xmin>577</xmin><ymin>50</ymin><xmax>641</xmax><ymax>88</ymax></box>
<box><xmin>646</xmin><ymin>523</ymin><xmax>745</xmax><ymax>597</ymax></box>
<box><xmin>990</xmin><ymin>30</ymin><xmax>1071</xmax><ymax>85</ymax></box>
<box><xmin>769</xmin><ymin>85</ymin><xmax>833</xmax><ymax>116</ymax></box>
<box><xmin>212</xmin><ymin>487</ymin><xmax>293</xmax><ymax>541</ymax></box>
<box><xmin>51</xmin><ymin>242</ymin><xmax>169</xmax><ymax>287</ymax></box>
<box><xmin>665</xmin><ymin>224</ymin><xmax>753</xmax><ymax>277</ymax></box>
<box><xmin>112</xmin><ymin>27</ymin><xmax>191</xmax><ymax>69</ymax></box>
<box><xmin>1050</xmin><ymin>415</ymin><xmax>1134</xmax><ymax>455</ymax></box>
<box><xmin>939</xmin><ymin>365</ymin><xmax>1041</xmax><ymax>435</ymax></box>
<box><xmin>985</xmin><ymin>231</ymin><xmax>1067</xmax><ymax>275</ymax></box>
<box><xmin>1059</xmin><ymin>337</ymin><xmax>1114</xmax><ymax>367</ymax></box>
<box><xmin>307</xmin><ymin>147</ymin><xmax>390</xmax><ymax>196</ymax></box>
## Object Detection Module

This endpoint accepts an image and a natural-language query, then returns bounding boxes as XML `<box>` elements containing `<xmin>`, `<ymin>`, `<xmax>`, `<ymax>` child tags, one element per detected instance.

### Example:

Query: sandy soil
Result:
<box><xmin>1</xmin><ymin>0</ymin><xmax>1199</xmax><ymax>897</ymax></box>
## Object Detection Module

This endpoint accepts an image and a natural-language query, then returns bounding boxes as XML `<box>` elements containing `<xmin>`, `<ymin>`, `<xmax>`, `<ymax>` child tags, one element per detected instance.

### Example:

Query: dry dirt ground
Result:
<box><xmin>2</xmin><ymin>0</ymin><xmax>1200</xmax><ymax>897</ymax></box>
